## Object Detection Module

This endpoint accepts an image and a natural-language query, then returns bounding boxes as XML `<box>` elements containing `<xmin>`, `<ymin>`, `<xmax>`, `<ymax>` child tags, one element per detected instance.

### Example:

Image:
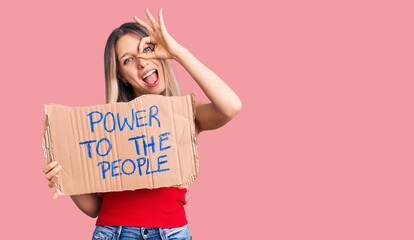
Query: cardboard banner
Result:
<box><xmin>43</xmin><ymin>94</ymin><xmax>199</xmax><ymax>195</ymax></box>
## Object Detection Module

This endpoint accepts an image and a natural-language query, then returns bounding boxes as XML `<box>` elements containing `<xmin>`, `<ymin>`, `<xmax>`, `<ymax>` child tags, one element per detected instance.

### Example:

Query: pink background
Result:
<box><xmin>1</xmin><ymin>0</ymin><xmax>413</xmax><ymax>239</ymax></box>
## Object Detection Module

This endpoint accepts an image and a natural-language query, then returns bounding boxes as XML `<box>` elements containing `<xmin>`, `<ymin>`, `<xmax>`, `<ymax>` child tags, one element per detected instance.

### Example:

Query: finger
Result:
<box><xmin>145</xmin><ymin>8</ymin><xmax>159</xmax><ymax>28</ymax></box>
<box><xmin>45</xmin><ymin>164</ymin><xmax>62</xmax><ymax>181</ymax></box>
<box><xmin>48</xmin><ymin>175</ymin><xmax>58</xmax><ymax>188</ymax></box>
<box><xmin>137</xmin><ymin>51</ymin><xmax>156</xmax><ymax>59</ymax></box>
<box><xmin>138</xmin><ymin>36</ymin><xmax>152</xmax><ymax>54</ymax></box>
<box><xmin>134</xmin><ymin>16</ymin><xmax>153</xmax><ymax>33</ymax></box>
<box><xmin>52</xmin><ymin>191</ymin><xmax>59</xmax><ymax>200</ymax></box>
<box><xmin>42</xmin><ymin>161</ymin><xmax>58</xmax><ymax>173</ymax></box>
<box><xmin>159</xmin><ymin>8</ymin><xmax>167</xmax><ymax>31</ymax></box>
<box><xmin>137</xmin><ymin>43</ymin><xmax>156</xmax><ymax>59</ymax></box>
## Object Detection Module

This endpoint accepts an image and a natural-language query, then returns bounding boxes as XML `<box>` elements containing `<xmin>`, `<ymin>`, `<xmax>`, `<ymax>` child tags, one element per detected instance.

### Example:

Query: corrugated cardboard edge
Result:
<box><xmin>173</xmin><ymin>93</ymin><xmax>199</xmax><ymax>189</ymax></box>
<box><xmin>42</xmin><ymin>94</ymin><xmax>199</xmax><ymax>194</ymax></box>
<box><xmin>42</xmin><ymin>107</ymin><xmax>63</xmax><ymax>195</ymax></box>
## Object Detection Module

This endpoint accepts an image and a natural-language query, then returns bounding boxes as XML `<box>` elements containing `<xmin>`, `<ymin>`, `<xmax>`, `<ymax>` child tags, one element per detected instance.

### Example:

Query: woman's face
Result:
<box><xmin>116</xmin><ymin>33</ymin><xmax>165</xmax><ymax>96</ymax></box>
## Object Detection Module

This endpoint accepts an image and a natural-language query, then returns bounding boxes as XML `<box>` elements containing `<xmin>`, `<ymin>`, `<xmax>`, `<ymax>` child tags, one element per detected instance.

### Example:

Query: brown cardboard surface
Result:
<box><xmin>42</xmin><ymin>94</ymin><xmax>198</xmax><ymax>195</ymax></box>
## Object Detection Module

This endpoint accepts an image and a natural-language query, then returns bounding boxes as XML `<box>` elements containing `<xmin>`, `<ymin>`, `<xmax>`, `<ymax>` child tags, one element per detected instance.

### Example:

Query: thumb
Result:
<box><xmin>52</xmin><ymin>191</ymin><xmax>59</xmax><ymax>200</ymax></box>
<box><xmin>137</xmin><ymin>52</ymin><xmax>156</xmax><ymax>59</ymax></box>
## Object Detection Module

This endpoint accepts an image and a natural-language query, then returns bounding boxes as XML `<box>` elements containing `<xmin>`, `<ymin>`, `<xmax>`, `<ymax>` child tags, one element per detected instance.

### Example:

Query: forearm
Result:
<box><xmin>70</xmin><ymin>193</ymin><xmax>102</xmax><ymax>218</ymax></box>
<box><xmin>174</xmin><ymin>47</ymin><xmax>242</xmax><ymax>118</ymax></box>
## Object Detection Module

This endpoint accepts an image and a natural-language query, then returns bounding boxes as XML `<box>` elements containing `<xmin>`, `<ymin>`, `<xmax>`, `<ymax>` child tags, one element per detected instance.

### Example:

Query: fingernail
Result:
<box><xmin>52</xmin><ymin>192</ymin><xmax>59</xmax><ymax>200</ymax></box>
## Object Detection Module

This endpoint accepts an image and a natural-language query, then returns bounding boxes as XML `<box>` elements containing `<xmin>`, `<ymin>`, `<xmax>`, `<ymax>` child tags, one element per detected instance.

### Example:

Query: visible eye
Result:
<box><xmin>124</xmin><ymin>57</ymin><xmax>132</xmax><ymax>65</ymax></box>
<box><xmin>143</xmin><ymin>44</ymin><xmax>154</xmax><ymax>53</ymax></box>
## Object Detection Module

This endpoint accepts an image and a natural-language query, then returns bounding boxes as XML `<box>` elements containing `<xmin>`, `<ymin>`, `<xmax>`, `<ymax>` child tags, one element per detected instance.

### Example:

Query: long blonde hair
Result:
<box><xmin>104</xmin><ymin>22</ymin><xmax>181</xmax><ymax>103</ymax></box>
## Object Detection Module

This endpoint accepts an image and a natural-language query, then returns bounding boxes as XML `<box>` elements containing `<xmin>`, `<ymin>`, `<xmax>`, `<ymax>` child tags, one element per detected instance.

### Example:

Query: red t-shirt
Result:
<box><xmin>96</xmin><ymin>187</ymin><xmax>188</xmax><ymax>228</ymax></box>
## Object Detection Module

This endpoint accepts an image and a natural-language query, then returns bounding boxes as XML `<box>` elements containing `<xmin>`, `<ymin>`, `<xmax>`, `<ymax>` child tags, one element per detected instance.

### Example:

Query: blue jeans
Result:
<box><xmin>92</xmin><ymin>225</ymin><xmax>192</xmax><ymax>240</ymax></box>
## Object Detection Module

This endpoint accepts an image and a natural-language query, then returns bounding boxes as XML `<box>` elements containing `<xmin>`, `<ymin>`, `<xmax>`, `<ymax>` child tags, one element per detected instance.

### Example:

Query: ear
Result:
<box><xmin>117</xmin><ymin>72</ymin><xmax>124</xmax><ymax>82</ymax></box>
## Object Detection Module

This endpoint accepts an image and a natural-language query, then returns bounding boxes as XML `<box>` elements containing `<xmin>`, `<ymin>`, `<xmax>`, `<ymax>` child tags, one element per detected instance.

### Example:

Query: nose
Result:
<box><xmin>136</xmin><ymin>56</ymin><xmax>149</xmax><ymax>70</ymax></box>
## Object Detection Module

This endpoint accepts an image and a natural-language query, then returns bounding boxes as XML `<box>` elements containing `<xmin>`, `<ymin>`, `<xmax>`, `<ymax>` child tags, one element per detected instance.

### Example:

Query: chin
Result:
<box><xmin>133</xmin><ymin>83</ymin><xmax>166</xmax><ymax>97</ymax></box>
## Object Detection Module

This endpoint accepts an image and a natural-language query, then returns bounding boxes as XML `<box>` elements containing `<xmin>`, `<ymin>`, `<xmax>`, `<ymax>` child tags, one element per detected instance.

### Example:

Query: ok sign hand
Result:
<box><xmin>134</xmin><ymin>9</ymin><xmax>184</xmax><ymax>60</ymax></box>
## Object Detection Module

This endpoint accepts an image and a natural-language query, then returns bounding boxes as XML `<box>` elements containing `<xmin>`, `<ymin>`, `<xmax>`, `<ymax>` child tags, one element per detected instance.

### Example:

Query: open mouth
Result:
<box><xmin>142</xmin><ymin>69</ymin><xmax>159</xmax><ymax>87</ymax></box>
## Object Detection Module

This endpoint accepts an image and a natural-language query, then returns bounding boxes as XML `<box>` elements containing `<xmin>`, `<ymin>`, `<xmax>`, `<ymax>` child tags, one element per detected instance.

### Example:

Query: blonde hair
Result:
<box><xmin>104</xmin><ymin>22</ymin><xmax>181</xmax><ymax>103</ymax></box>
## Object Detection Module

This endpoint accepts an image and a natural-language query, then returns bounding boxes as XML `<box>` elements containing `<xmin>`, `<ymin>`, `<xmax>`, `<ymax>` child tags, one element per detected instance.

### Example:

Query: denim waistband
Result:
<box><xmin>92</xmin><ymin>225</ymin><xmax>191</xmax><ymax>240</ymax></box>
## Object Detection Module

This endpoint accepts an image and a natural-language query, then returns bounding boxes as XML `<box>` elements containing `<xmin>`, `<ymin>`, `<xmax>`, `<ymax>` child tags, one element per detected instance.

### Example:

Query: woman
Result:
<box><xmin>43</xmin><ymin>8</ymin><xmax>241</xmax><ymax>239</ymax></box>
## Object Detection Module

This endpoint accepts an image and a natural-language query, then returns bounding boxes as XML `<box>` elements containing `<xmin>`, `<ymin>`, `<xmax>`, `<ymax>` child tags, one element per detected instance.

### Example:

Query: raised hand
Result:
<box><xmin>134</xmin><ymin>8</ymin><xmax>184</xmax><ymax>60</ymax></box>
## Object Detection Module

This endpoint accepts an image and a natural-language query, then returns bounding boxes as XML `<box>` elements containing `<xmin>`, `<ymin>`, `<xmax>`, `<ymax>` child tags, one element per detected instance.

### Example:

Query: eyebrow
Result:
<box><xmin>119</xmin><ymin>51</ymin><xmax>135</xmax><ymax>61</ymax></box>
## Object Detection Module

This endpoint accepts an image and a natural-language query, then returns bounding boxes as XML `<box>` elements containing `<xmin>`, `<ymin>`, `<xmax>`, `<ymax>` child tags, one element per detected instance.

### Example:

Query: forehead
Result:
<box><xmin>115</xmin><ymin>33</ymin><xmax>142</xmax><ymax>58</ymax></box>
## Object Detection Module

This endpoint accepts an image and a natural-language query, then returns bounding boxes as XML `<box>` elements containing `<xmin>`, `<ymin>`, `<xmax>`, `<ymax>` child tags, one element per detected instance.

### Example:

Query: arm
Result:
<box><xmin>173</xmin><ymin>48</ymin><xmax>242</xmax><ymax>134</ymax></box>
<box><xmin>70</xmin><ymin>194</ymin><xmax>102</xmax><ymax>218</ymax></box>
<box><xmin>43</xmin><ymin>161</ymin><xmax>102</xmax><ymax>218</ymax></box>
<box><xmin>135</xmin><ymin>9</ymin><xmax>242</xmax><ymax>134</ymax></box>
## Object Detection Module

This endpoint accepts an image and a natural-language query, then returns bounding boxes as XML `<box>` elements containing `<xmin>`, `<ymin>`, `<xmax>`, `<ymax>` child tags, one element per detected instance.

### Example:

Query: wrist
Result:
<box><xmin>172</xmin><ymin>46</ymin><xmax>191</xmax><ymax>62</ymax></box>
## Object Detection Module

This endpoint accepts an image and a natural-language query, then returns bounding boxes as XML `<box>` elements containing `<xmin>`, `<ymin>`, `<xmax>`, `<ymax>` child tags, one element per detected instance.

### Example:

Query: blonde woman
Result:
<box><xmin>43</xmin><ymin>8</ymin><xmax>241</xmax><ymax>240</ymax></box>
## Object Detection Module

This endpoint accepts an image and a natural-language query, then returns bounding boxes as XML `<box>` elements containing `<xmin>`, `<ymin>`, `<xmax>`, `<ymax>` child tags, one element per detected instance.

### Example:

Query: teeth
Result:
<box><xmin>143</xmin><ymin>70</ymin><xmax>156</xmax><ymax>79</ymax></box>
